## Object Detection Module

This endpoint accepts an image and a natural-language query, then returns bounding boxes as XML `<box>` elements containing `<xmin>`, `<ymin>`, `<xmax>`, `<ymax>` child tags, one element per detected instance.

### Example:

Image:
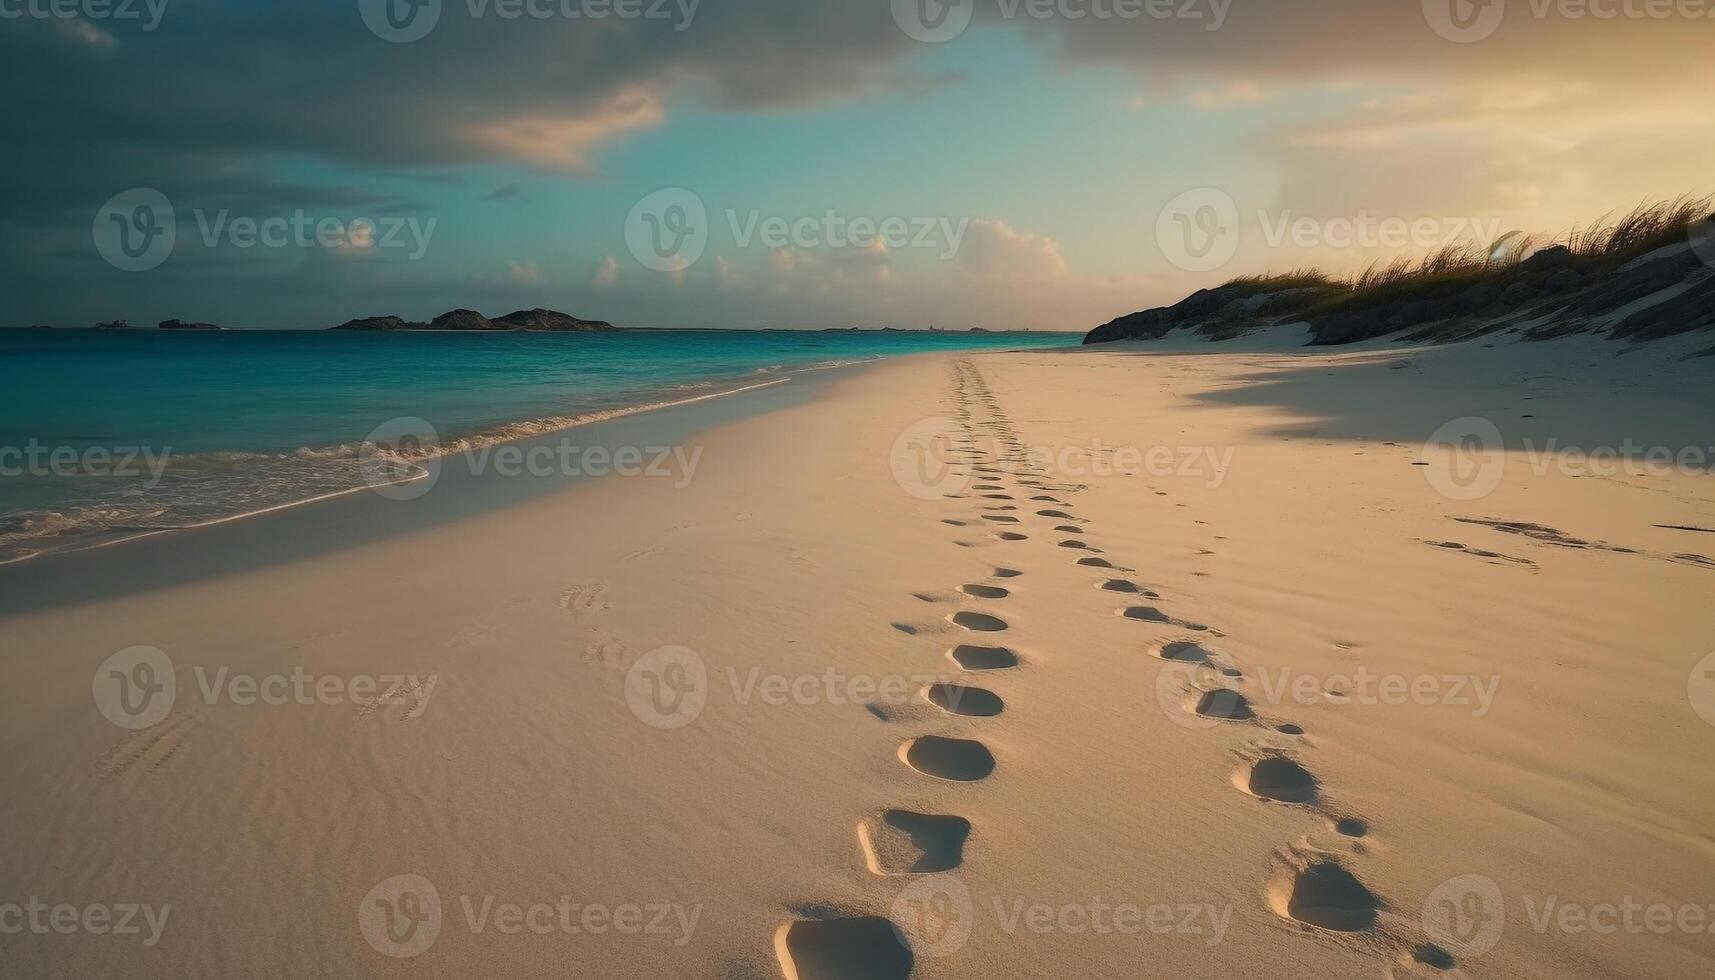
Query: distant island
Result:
<box><xmin>7</xmin><ymin>314</ymin><xmax>1051</xmax><ymax>333</ymax></box>
<box><xmin>332</xmin><ymin>308</ymin><xmax>617</xmax><ymax>332</ymax></box>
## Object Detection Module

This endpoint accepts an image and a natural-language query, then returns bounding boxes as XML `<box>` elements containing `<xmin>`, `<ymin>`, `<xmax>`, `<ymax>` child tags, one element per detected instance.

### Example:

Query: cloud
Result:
<box><xmin>714</xmin><ymin>255</ymin><xmax>744</xmax><ymax>289</ymax></box>
<box><xmin>958</xmin><ymin>221</ymin><xmax>1067</xmax><ymax>280</ymax></box>
<box><xmin>592</xmin><ymin>254</ymin><xmax>620</xmax><ymax>286</ymax></box>
<box><xmin>1189</xmin><ymin>80</ymin><xmax>1268</xmax><ymax>110</ymax></box>
<box><xmin>465</xmin><ymin>88</ymin><xmax>666</xmax><ymax>172</ymax></box>
<box><xmin>507</xmin><ymin>258</ymin><xmax>541</xmax><ymax>284</ymax></box>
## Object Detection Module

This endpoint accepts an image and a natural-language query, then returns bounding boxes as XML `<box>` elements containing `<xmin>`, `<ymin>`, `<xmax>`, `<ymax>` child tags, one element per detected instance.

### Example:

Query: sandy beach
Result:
<box><xmin>2</xmin><ymin>334</ymin><xmax>1713</xmax><ymax>979</ymax></box>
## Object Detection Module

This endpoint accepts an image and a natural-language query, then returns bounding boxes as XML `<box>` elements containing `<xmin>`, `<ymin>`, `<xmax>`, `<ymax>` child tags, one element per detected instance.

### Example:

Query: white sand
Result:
<box><xmin>1</xmin><ymin>332</ymin><xmax>1712</xmax><ymax>979</ymax></box>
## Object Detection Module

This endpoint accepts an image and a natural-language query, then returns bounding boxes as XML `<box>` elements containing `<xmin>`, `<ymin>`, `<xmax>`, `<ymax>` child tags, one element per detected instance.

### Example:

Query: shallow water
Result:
<box><xmin>0</xmin><ymin>328</ymin><xmax>1068</xmax><ymax>563</ymax></box>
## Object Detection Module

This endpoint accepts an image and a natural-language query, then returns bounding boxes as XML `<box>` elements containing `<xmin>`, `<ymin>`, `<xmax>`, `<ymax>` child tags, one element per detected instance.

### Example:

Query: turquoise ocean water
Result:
<box><xmin>0</xmin><ymin>328</ymin><xmax>1069</xmax><ymax>563</ymax></box>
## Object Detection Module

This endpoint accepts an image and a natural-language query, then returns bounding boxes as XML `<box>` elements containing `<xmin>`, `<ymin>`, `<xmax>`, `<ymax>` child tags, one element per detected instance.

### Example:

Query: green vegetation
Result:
<box><xmin>1226</xmin><ymin>196</ymin><xmax>1714</xmax><ymax>315</ymax></box>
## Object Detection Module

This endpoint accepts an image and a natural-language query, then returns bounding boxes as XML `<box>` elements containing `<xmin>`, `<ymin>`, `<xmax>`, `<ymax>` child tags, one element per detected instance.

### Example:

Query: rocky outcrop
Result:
<box><xmin>429</xmin><ymin>309</ymin><xmax>497</xmax><ymax>331</ymax></box>
<box><xmin>332</xmin><ymin>315</ymin><xmax>424</xmax><ymax>331</ymax></box>
<box><xmin>1084</xmin><ymin>226</ymin><xmax>1715</xmax><ymax>347</ymax></box>
<box><xmin>158</xmin><ymin>319</ymin><xmax>224</xmax><ymax>330</ymax></box>
<box><xmin>491</xmin><ymin>308</ymin><xmax>617</xmax><ymax>331</ymax></box>
<box><xmin>1085</xmin><ymin>285</ymin><xmax>1326</xmax><ymax>344</ymax></box>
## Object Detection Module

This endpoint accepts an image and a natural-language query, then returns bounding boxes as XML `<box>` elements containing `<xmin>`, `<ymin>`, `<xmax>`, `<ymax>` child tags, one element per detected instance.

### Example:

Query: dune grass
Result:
<box><xmin>1565</xmin><ymin>194</ymin><xmax>1713</xmax><ymax>259</ymax></box>
<box><xmin>1223</xmin><ymin>196</ymin><xmax>1713</xmax><ymax>314</ymax></box>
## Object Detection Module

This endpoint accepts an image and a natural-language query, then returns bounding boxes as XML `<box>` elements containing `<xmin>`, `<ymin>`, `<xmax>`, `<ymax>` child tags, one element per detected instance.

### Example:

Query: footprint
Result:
<box><xmin>1101</xmin><ymin>579</ymin><xmax>1142</xmax><ymax>594</ymax></box>
<box><xmin>775</xmin><ymin>918</ymin><xmax>913</xmax><ymax>980</ymax></box>
<box><xmin>982</xmin><ymin>515</ymin><xmax>1021</xmax><ymax>524</ymax></box>
<box><xmin>948</xmin><ymin>645</ymin><xmax>1020</xmax><ymax>670</ymax></box>
<box><xmin>1037</xmin><ymin>510</ymin><xmax>1075</xmax><ymax>520</ymax></box>
<box><xmin>1333</xmin><ymin>817</ymin><xmax>1368</xmax><ymax>838</ymax></box>
<box><xmin>1055</xmin><ymin>525</ymin><xmax>1084</xmax><ymax>534</ymax></box>
<box><xmin>1154</xmin><ymin>640</ymin><xmax>1211</xmax><ymax>663</ymax></box>
<box><xmin>950</xmin><ymin>611</ymin><xmax>1008</xmax><ymax>632</ymax></box>
<box><xmin>1124</xmin><ymin>607</ymin><xmax>1207</xmax><ymax>631</ymax></box>
<box><xmin>942</xmin><ymin>520</ymin><xmax>968</xmax><ymax>527</ymax></box>
<box><xmin>558</xmin><ymin>582</ymin><xmax>612</xmax><ymax>614</ymax></box>
<box><xmin>1269</xmin><ymin>862</ymin><xmax>1380</xmax><ymax>932</ymax></box>
<box><xmin>1190</xmin><ymin>689</ymin><xmax>1254</xmax><ymax>720</ymax></box>
<box><xmin>959</xmin><ymin>584</ymin><xmax>1009</xmax><ymax>600</ymax></box>
<box><xmin>925</xmin><ymin>683</ymin><xmax>1004</xmax><ymax>717</ymax></box>
<box><xmin>1241</xmin><ymin>756</ymin><xmax>1318</xmax><ymax>803</ymax></box>
<box><xmin>997</xmin><ymin>532</ymin><xmax>1029</xmax><ymax>542</ymax></box>
<box><xmin>1077</xmin><ymin>556</ymin><xmax>1115</xmax><ymax>569</ymax></box>
<box><xmin>858</xmin><ymin>810</ymin><xmax>972</xmax><ymax>875</ymax></box>
<box><xmin>1408</xmin><ymin>944</ymin><xmax>1456</xmax><ymax>971</ymax></box>
<box><xmin>1059</xmin><ymin>540</ymin><xmax>1098</xmax><ymax>551</ymax></box>
<box><xmin>901</xmin><ymin>735</ymin><xmax>996</xmax><ymax>781</ymax></box>
<box><xmin>992</xmin><ymin>568</ymin><xmax>1023</xmax><ymax>579</ymax></box>
<box><xmin>1277</xmin><ymin>723</ymin><xmax>1305</xmax><ymax>736</ymax></box>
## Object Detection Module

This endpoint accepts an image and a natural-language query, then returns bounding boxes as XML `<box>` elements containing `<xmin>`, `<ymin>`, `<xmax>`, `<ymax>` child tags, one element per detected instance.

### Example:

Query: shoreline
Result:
<box><xmin>0</xmin><ymin>373</ymin><xmax>806</xmax><ymax>571</ymax></box>
<box><xmin>0</xmin><ymin>357</ymin><xmax>874</xmax><ymax>614</ymax></box>
<box><xmin>0</xmin><ymin>342</ymin><xmax>1066</xmax><ymax>574</ymax></box>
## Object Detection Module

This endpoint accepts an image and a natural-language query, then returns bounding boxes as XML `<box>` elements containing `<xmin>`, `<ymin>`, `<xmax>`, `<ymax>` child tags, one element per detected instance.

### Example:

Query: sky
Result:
<box><xmin>2</xmin><ymin>0</ymin><xmax>1711</xmax><ymax>330</ymax></box>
